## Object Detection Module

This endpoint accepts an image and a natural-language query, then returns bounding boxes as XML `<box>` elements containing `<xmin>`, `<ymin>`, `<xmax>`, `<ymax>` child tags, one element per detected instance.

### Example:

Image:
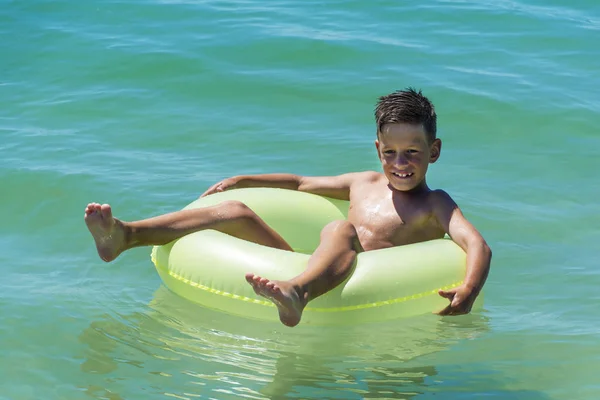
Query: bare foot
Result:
<box><xmin>245</xmin><ymin>273</ymin><xmax>306</xmax><ymax>327</ymax></box>
<box><xmin>84</xmin><ymin>203</ymin><xmax>127</xmax><ymax>262</ymax></box>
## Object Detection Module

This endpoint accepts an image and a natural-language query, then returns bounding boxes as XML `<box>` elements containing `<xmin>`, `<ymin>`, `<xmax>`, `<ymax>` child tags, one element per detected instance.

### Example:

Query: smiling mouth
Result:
<box><xmin>392</xmin><ymin>172</ymin><xmax>414</xmax><ymax>178</ymax></box>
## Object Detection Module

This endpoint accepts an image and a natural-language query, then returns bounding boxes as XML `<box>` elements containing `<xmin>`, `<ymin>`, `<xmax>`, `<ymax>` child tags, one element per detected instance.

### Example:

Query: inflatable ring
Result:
<box><xmin>151</xmin><ymin>188</ymin><xmax>469</xmax><ymax>325</ymax></box>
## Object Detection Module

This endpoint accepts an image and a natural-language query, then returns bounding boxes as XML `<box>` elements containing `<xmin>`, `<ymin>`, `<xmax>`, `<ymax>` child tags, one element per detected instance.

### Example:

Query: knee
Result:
<box><xmin>321</xmin><ymin>220</ymin><xmax>358</xmax><ymax>241</ymax></box>
<box><xmin>218</xmin><ymin>200</ymin><xmax>256</xmax><ymax>220</ymax></box>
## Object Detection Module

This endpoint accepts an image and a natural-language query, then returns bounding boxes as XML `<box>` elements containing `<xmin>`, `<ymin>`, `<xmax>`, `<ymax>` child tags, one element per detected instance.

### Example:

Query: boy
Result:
<box><xmin>85</xmin><ymin>88</ymin><xmax>491</xmax><ymax>327</ymax></box>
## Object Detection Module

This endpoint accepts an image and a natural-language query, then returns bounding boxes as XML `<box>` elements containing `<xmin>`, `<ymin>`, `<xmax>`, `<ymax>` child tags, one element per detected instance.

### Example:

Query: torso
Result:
<box><xmin>347</xmin><ymin>172</ymin><xmax>445</xmax><ymax>252</ymax></box>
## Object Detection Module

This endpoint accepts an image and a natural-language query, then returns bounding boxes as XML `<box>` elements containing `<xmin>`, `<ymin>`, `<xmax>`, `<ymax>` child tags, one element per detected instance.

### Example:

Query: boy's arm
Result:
<box><xmin>201</xmin><ymin>172</ymin><xmax>365</xmax><ymax>200</ymax></box>
<box><xmin>431</xmin><ymin>190</ymin><xmax>492</xmax><ymax>316</ymax></box>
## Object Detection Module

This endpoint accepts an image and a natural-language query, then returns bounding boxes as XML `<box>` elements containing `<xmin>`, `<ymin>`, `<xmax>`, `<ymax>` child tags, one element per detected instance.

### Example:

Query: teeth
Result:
<box><xmin>393</xmin><ymin>172</ymin><xmax>413</xmax><ymax>178</ymax></box>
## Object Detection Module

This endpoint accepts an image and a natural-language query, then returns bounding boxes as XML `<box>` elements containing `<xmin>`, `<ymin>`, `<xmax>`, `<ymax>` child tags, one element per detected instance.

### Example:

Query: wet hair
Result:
<box><xmin>374</xmin><ymin>88</ymin><xmax>437</xmax><ymax>142</ymax></box>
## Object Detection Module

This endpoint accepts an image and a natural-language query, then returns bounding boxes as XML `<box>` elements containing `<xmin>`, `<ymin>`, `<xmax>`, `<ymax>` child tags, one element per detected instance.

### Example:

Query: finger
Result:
<box><xmin>436</xmin><ymin>304</ymin><xmax>453</xmax><ymax>316</ymax></box>
<box><xmin>449</xmin><ymin>302</ymin><xmax>471</xmax><ymax>316</ymax></box>
<box><xmin>456</xmin><ymin>302</ymin><xmax>472</xmax><ymax>314</ymax></box>
<box><xmin>200</xmin><ymin>187</ymin><xmax>214</xmax><ymax>198</ymax></box>
<box><xmin>438</xmin><ymin>289</ymin><xmax>454</xmax><ymax>300</ymax></box>
<box><xmin>200</xmin><ymin>183</ymin><xmax>221</xmax><ymax>197</ymax></box>
<box><xmin>451</xmin><ymin>296</ymin><xmax>462</xmax><ymax>308</ymax></box>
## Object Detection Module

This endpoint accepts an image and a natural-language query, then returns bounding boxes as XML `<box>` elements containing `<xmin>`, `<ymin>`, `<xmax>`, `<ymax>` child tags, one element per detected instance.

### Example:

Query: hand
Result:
<box><xmin>436</xmin><ymin>284</ymin><xmax>478</xmax><ymax>316</ymax></box>
<box><xmin>200</xmin><ymin>177</ymin><xmax>240</xmax><ymax>198</ymax></box>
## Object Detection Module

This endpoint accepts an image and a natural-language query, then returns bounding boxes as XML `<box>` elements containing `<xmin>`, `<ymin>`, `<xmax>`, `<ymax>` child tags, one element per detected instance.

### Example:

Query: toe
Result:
<box><xmin>85</xmin><ymin>204</ymin><xmax>99</xmax><ymax>217</ymax></box>
<box><xmin>100</xmin><ymin>204</ymin><xmax>112</xmax><ymax>218</ymax></box>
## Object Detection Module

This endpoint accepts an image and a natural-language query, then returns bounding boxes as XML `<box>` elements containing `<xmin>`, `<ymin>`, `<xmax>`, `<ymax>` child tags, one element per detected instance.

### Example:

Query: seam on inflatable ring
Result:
<box><xmin>161</xmin><ymin>264</ymin><xmax>462</xmax><ymax>312</ymax></box>
<box><xmin>306</xmin><ymin>281</ymin><xmax>462</xmax><ymax>312</ymax></box>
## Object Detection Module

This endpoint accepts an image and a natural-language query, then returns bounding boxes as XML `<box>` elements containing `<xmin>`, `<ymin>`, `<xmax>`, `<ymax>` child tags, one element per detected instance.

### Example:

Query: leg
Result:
<box><xmin>245</xmin><ymin>220</ymin><xmax>361</xmax><ymax>327</ymax></box>
<box><xmin>84</xmin><ymin>200</ymin><xmax>292</xmax><ymax>262</ymax></box>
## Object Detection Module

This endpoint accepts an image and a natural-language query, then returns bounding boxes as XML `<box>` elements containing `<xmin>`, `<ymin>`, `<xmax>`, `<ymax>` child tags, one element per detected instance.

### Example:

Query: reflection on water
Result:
<box><xmin>77</xmin><ymin>285</ymin><xmax>500</xmax><ymax>399</ymax></box>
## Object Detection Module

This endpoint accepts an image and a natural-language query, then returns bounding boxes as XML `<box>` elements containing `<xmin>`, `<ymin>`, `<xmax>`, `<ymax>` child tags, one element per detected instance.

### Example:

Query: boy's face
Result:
<box><xmin>375</xmin><ymin>123</ymin><xmax>441</xmax><ymax>192</ymax></box>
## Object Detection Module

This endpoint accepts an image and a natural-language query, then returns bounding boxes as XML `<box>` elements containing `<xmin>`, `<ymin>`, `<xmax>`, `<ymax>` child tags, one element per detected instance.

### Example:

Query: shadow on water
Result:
<box><xmin>77</xmin><ymin>286</ymin><xmax>551</xmax><ymax>400</ymax></box>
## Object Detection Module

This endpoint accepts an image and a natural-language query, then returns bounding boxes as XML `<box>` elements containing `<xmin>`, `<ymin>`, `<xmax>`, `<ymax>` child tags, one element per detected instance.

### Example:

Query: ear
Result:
<box><xmin>429</xmin><ymin>139</ymin><xmax>442</xmax><ymax>163</ymax></box>
<box><xmin>375</xmin><ymin>139</ymin><xmax>383</xmax><ymax>161</ymax></box>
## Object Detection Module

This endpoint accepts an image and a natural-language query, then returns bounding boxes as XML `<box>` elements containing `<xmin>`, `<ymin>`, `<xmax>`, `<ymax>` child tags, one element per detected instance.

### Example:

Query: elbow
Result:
<box><xmin>468</xmin><ymin>238</ymin><xmax>492</xmax><ymax>262</ymax></box>
<box><xmin>296</xmin><ymin>176</ymin><xmax>309</xmax><ymax>191</ymax></box>
<box><xmin>485</xmin><ymin>243</ymin><xmax>492</xmax><ymax>262</ymax></box>
<box><xmin>481</xmin><ymin>241</ymin><xmax>492</xmax><ymax>264</ymax></box>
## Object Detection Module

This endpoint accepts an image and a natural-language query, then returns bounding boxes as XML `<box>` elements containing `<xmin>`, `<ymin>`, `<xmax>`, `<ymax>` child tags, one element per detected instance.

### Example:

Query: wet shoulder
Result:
<box><xmin>348</xmin><ymin>171</ymin><xmax>385</xmax><ymax>203</ymax></box>
<box><xmin>353</xmin><ymin>171</ymin><xmax>384</xmax><ymax>186</ymax></box>
<box><xmin>357</xmin><ymin>170</ymin><xmax>382</xmax><ymax>181</ymax></box>
<box><xmin>426</xmin><ymin>189</ymin><xmax>457</xmax><ymax>211</ymax></box>
<box><xmin>424</xmin><ymin>189</ymin><xmax>459</xmax><ymax>230</ymax></box>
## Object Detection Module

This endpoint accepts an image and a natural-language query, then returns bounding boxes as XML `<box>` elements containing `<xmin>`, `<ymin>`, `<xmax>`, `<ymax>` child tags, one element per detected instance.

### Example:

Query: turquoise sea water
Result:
<box><xmin>2</xmin><ymin>0</ymin><xmax>600</xmax><ymax>398</ymax></box>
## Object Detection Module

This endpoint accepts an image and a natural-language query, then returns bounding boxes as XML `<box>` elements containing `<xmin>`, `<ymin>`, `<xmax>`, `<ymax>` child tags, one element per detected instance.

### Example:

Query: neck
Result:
<box><xmin>389</xmin><ymin>179</ymin><xmax>430</xmax><ymax>195</ymax></box>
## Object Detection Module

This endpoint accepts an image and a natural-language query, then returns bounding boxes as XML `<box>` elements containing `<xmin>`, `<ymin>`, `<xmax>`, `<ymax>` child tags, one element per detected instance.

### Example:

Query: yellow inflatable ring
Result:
<box><xmin>151</xmin><ymin>188</ymin><xmax>469</xmax><ymax>325</ymax></box>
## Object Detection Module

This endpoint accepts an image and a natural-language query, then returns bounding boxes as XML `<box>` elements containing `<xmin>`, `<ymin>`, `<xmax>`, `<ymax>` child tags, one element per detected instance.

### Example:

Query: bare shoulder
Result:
<box><xmin>428</xmin><ymin>189</ymin><xmax>457</xmax><ymax>207</ymax></box>
<box><xmin>427</xmin><ymin>189</ymin><xmax>459</xmax><ymax>218</ymax></box>
<box><xmin>352</xmin><ymin>170</ymin><xmax>384</xmax><ymax>184</ymax></box>
<box><xmin>426</xmin><ymin>189</ymin><xmax>463</xmax><ymax>232</ymax></box>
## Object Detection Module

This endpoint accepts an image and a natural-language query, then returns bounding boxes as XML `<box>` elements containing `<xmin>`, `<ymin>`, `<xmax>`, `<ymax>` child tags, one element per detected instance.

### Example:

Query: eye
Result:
<box><xmin>406</xmin><ymin>149</ymin><xmax>419</xmax><ymax>154</ymax></box>
<box><xmin>383</xmin><ymin>149</ymin><xmax>396</xmax><ymax>155</ymax></box>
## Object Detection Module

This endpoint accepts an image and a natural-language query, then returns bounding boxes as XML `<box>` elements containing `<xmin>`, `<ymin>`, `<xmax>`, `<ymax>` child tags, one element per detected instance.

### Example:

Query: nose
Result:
<box><xmin>395</xmin><ymin>153</ymin><xmax>409</xmax><ymax>166</ymax></box>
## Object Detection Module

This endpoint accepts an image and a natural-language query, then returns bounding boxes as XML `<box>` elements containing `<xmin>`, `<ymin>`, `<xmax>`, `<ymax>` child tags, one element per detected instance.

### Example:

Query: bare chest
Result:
<box><xmin>347</xmin><ymin>195</ymin><xmax>443</xmax><ymax>250</ymax></box>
